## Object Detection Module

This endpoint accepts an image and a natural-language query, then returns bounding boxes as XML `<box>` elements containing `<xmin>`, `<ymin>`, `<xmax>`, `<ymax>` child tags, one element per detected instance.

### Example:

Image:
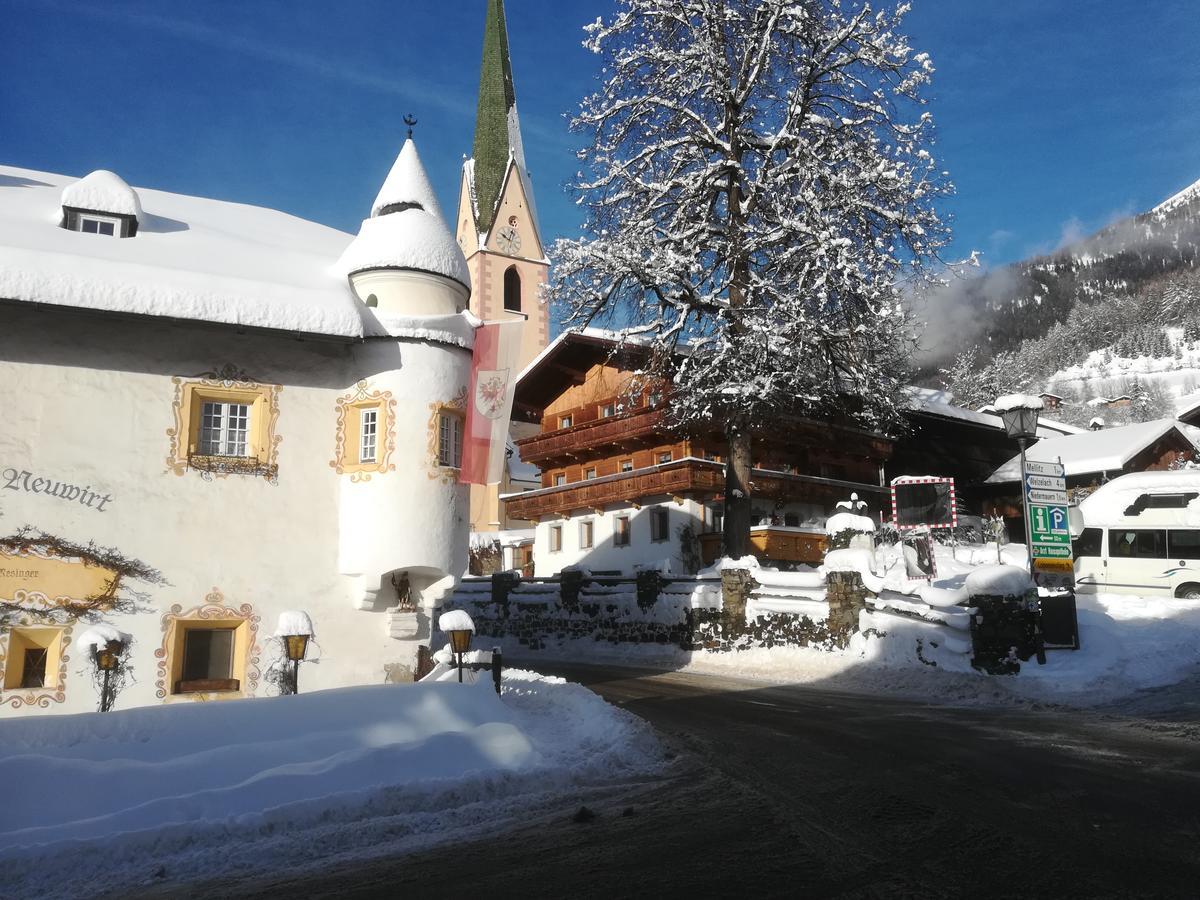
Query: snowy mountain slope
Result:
<box><xmin>1155</xmin><ymin>175</ymin><xmax>1200</xmax><ymax>216</ymax></box>
<box><xmin>928</xmin><ymin>172</ymin><xmax>1200</xmax><ymax>364</ymax></box>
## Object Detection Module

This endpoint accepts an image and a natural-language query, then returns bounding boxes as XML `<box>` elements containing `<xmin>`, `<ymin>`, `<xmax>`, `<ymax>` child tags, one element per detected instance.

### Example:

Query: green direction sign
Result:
<box><xmin>1029</xmin><ymin>502</ymin><xmax>1073</xmax><ymax>561</ymax></box>
<box><xmin>1032</xmin><ymin>544</ymin><xmax>1073</xmax><ymax>559</ymax></box>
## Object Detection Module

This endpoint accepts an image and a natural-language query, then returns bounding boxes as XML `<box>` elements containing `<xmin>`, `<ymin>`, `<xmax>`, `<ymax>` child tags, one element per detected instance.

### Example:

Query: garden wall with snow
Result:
<box><xmin>440</xmin><ymin>552</ymin><xmax>983</xmax><ymax>669</ymax></box>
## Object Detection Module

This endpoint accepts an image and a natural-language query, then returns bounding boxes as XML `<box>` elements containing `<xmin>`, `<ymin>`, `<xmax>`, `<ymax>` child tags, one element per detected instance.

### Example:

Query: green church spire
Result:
<box><xmin>471</xmin><ymin>0</ymin><xmax>525</xmax><ymax>234</ymax></box>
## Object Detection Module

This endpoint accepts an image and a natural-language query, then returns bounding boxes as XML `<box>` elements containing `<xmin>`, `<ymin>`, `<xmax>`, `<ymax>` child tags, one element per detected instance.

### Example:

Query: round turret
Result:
<box><xmin>337</xmin><ymin>139</ymin><xmax>470</xmax><ymax>317</ymax></box>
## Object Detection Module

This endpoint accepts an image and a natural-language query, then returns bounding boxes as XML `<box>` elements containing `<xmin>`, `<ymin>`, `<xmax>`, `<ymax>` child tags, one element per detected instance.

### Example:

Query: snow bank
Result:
<box><xmin>439</xmin><ymin>609</ymin><xmax>476</xmax><ymax>633</ymax></box>
<box><xmin>964</xmin><ymin>565</ymin><xmax>1033</xmax><ymax>598</ymax></box>
<box><xmin>0</xmin><ymin>674</ymin><xmax>664</xmax><ymax>897</ymax></box>
<box><xmin>273</xmin><ymin>610</ymin><xmax>314</xmax><ymax>637</ymax></box>
<box><xmin>825</xmin><ymin>512</ymin><xmax>876</xmax><ymax>535</ymax></box>
<box><xmin>61</xmin><ymin>169</ymin><xmax>142</xmax><ymax>220</ymax></box>
<box><xmin>72</xmin><ymin>624</ymin><xmax>132</xmax><ymax>655</ymax></box>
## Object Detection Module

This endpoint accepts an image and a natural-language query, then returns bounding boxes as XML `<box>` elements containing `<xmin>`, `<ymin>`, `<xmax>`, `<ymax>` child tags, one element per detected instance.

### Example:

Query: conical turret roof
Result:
<box><xmin>338</xmin><ymin>138</ymin><xmax>470</xmax><ymax>289</ymax></box>
<box><xmin>370</xmin><ymin>139</ymin><xmax>445</xmax><ymax>220</ymax></box>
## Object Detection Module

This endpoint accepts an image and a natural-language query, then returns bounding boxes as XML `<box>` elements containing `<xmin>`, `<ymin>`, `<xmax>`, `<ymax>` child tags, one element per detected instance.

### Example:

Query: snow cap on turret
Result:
<box><xmin>370</xmin><ymin>139</ymin><xmax>445</xmax><ymax>220</ymax></box>
<box><xmin>337</xmin><ymin>138</ymin><xmax>470</xmax><ymax>289</ymax></box>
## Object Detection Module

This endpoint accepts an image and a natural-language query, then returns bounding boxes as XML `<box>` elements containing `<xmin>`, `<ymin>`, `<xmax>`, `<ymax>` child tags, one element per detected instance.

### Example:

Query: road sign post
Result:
<box><xmin>1023</xmin><ymin>461</ymin><xmax>1074</xmax><ymax>577</ymax></box>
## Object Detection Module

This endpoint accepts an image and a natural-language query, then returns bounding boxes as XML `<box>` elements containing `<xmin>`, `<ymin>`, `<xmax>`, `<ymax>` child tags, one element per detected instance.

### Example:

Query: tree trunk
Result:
<box><xmin>723</xmin><ymin>424</ymin><xmax>753</xmax><ymax>559</ymax></box>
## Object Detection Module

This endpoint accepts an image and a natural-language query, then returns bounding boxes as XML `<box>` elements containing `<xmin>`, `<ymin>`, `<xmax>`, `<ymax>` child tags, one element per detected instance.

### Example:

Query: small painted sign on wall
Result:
<box><xmin>0</xmin><ymin>551</ymin><xmax>117</xmax><ymax>605</ymax></box>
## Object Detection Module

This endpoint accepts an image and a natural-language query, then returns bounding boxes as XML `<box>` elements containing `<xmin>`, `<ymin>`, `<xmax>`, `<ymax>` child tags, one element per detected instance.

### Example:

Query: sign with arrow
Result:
<box><xmin>1026</xmin><ymin>473</ymin><xmax>1067</xmax><ymax>492</ymax></box>
<box><xmin>1028</xmin><ymin>488</ymin><xmax>1068</xmax><ymax>505</ymax></box>
<box><xmin>1023</xmin><ymin>460</ymin><xmax>1065</xmax><ymax>478</ymax></box>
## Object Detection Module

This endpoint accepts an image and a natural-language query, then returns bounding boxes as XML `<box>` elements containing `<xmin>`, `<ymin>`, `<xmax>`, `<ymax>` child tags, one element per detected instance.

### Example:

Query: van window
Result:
<box><xmin>1110</xmin><ymin>529</ymin><xmax>1167</xmax><ymax>559</ymax></box>
<box><xmin>1073</xmin><ymin>527</ymin><xmax>1103</xmax><ymax>558</ymax></box>
<box><xmin>1168</xmin><ymin>529</ymin><xmax>1200</xmax><ymax>560</ymax></box>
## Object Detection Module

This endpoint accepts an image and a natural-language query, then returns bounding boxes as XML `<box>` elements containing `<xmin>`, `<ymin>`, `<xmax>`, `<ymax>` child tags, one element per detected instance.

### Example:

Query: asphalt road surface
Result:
<box><xmin>172</xmin><ymin>663</ymin><xmax>1200</xmax><ymax>899</ymax></box>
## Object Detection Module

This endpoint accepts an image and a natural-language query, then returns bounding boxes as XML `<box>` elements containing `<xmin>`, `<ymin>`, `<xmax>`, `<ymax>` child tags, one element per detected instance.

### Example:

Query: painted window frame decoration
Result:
<box><xmin>166</xmin><ymin>365</ymin><xmax>282</xmax><ymax>482</ymax></box>
<box><xmin>331</xmin><ymin>381</ymin><xmax>397</xmax><ymax>481</ymax></box>
<box><xmin>0</xmin><ymin>618</ymin><xmax>73</xmax><ymax>709</ymax></box>
<box><xmin>427</xmin><ymin>386</ymin><xmax>468</xmax><ymax>484</ymax></box>
<box><xmin>154</xmin><ymin>590</ymin><xmax>261</xmax><ymax>701</ymax></box>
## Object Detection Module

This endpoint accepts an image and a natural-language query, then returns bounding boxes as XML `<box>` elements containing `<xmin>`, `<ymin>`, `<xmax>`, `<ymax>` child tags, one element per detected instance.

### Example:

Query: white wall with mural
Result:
<box><xmin>0</xmin><ymin>140</ymin><xmax>475</xmax><ymax>716</ymax></box>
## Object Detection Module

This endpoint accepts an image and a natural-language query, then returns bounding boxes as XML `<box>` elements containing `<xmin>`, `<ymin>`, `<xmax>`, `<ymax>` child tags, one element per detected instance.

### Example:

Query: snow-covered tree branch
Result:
<box><xmin>552</xmin><ymin>0</ymin><xmax>953</xmax><ymax>554</ymax></box>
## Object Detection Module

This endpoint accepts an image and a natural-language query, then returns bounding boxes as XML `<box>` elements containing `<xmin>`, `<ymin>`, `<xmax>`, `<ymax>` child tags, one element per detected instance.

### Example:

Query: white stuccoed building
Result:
<box><xmin>0</xmin><ymin>138</ymin><xmax>475</xmax><ymax>715</ymax></box>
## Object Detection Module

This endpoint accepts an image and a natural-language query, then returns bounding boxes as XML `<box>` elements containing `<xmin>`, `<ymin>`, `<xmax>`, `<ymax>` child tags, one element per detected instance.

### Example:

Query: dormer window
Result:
<box><xmin>77</xmin><ymin>214</ymin><xmax>121</xmax><ymax>237</ymax></box>
<box><xmin>60</xmin><ymin>170</ymin><xmax>142</xmax><ymax>238</ymax></box>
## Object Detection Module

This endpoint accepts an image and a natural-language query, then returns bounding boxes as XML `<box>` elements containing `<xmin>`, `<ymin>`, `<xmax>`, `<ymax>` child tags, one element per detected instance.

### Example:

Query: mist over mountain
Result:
<box><xmin>926</xmin><ymin>174</ymin><xmax>1200</xmax><ymax>423</ymax></box>
<box><xmin>920</xmin><ymin>175</ymin><xmax>1200</xmax><ymax>370</ymax></box>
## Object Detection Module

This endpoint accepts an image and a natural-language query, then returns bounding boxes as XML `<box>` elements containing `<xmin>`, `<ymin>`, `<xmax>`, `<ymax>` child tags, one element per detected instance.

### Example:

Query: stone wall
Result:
<box><xmin>441</xmin><ymin>568</ymin><xmax>874</xmax><ymax>655</ymax></box>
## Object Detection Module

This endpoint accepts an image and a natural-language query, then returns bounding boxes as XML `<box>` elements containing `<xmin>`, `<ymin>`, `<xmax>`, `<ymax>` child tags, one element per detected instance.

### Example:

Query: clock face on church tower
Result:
<box><xmin>494</xmin><ymin>224</ymin><xmax>521</xmax><ymax>256</ymax></box>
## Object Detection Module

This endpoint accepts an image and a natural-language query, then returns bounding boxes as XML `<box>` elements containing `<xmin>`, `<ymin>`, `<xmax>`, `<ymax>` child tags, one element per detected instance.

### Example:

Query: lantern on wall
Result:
<box><xmin>274</xmin><ymin>611</ymin><xmax>315</xmax><ymax>696</ymax></box>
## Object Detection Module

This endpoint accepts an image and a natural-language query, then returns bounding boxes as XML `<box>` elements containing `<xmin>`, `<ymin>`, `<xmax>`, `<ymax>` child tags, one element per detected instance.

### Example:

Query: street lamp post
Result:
<box><xmin>996</xmin><ymin>394</ymin><xmax>1043</xmax><ymax>577</ymax></box>
<box><xmin>446</xmin><ymin>628</ymin><xmax>473</xmax><ymax>683</ymax></box>
<box><xmin>282</xmin><ymin>633</ymin><xmax>310</xmax><ymax>695</ymax></box>
<box><xmin>94</xmin><ymin>639</ymin><xmax>125</xmax><ymax>713</ymax></box>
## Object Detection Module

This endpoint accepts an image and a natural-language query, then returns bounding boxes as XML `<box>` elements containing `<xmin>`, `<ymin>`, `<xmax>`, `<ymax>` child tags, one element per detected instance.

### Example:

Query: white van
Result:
<box><xmin>1072</xmin><ymin>471</ymin><xmax>1200</xmax><ymax>598</ymax></box>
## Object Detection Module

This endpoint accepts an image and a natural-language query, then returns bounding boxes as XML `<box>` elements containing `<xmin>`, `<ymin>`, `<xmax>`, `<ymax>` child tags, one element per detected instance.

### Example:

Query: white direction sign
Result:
<box><xmin>1028</xmin><ymin>488</ymin><xmax>1069</xmax><ymax>505</ymax></box>
<box><xmin>1026</xmin><ymin>473</ymin><xmax>1067</xmax><ymax>492</ymax></box>
<box><xmin>1023</xmin><ymin>460</ymin><xmax>1065</xmax><ymax>478</ymax></box>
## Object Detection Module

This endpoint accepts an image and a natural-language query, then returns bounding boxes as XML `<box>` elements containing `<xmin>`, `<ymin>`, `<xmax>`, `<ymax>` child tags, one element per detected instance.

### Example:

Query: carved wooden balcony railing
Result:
<box><xmin>503</xmin><ymin>459</ymin><xmax>887</xmax><ymax>521</ymax></box>
<box><xmin>517</xmin><ymin>406</ymin><xmax>669</xmax><ymax>465</ymax></box>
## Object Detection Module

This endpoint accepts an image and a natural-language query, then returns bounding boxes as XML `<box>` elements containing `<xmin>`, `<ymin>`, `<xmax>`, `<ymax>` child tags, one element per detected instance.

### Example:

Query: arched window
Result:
<box><xmin>503</xmin><ymin>266</ymin><xmax>522</xmax><ymax>312</ymax></box>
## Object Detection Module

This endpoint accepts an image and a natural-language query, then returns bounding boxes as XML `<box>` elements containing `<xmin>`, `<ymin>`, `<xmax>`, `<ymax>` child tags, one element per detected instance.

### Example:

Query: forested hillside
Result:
<box><xmin>938</xmin><ymin>176</ymin><xmax>1200</xmax><ymax>423</ymax></box>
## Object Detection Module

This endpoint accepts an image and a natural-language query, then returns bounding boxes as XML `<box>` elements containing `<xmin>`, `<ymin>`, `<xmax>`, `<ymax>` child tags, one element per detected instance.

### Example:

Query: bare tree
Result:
<box><xmin>553</xmin><ymin>0</ymin><xmax>952</xmax><ymax>555</ymax></box>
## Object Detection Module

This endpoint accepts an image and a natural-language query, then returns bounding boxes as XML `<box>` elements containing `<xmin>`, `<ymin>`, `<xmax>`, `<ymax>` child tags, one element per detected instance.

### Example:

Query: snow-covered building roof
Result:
<box><xmin>0</xmin><ymin>163</ymin><xmax>366</xmax><ymax>338</ymax></box>
<box><xmin>0</xmin><ymin>161</ymin><xmax>476</xmax><ymax>345</ymax></box>
<box><xmin>61</xmin><ymin>169</ymin><xmax>142</xmax><ymax>221</ymax></box>
<box><xmin>337</xmin><ymin>139</ymin><xmax>470</xmax><ymax>290</ymax></box>
<box><xmin>908</xmin><ymin>388</ymin><xmax>1080</xmax><ymax>438</ymax></box>
<box><xmin>985</xmin><ymin>418</ymin><xmax>1198</xmax><ymax>483</ymax></box>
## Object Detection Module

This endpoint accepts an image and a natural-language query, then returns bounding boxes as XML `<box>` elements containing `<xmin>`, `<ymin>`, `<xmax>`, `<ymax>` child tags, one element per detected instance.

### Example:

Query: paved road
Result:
<box><xmin>188</xmin><ymin>663</ymin><xmax>1200</xmax><ymax>899</ymax></box>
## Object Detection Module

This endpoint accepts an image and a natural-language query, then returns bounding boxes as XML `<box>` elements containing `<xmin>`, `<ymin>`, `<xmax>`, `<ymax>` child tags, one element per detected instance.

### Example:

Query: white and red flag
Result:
<box><xmin>459</xmin><ymin>319</ymin><xmax>524</xmax><ymax>485</ymax></box>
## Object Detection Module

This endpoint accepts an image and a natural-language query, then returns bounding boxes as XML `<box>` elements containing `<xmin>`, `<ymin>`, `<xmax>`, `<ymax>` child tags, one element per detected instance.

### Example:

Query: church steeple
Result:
<box><xmin>471</xmin><ymin>0</ymin><xmax>526</xmax><ymax>234</ymax></box>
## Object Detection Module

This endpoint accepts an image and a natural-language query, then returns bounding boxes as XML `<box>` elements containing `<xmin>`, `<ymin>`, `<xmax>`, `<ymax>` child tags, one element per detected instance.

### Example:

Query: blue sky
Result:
<box><xmin>3</xmin><ymin>0</ymin><xmax>1197</xmax><ymax>269</ymax></box>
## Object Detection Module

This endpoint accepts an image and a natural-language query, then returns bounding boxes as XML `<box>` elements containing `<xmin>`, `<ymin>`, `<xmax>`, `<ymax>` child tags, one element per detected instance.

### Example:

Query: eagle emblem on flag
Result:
<box><xmin>474</xmin><ymin>369</ymin><xmax>510</xmax><ymax>420</ymax></box>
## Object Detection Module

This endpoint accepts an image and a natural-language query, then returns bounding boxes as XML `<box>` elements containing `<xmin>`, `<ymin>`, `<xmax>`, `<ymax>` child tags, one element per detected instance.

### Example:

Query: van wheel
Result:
<box><xmin>1176</xmin><ymin>583</ymin><xmax>1200</xmax><ymax>600</ymax></box>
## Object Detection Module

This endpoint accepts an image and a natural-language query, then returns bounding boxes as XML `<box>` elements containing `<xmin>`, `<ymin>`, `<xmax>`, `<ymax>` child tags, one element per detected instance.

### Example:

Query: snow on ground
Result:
<box><xmin>0</xmin><ymin>672</ymin><xmax>664</xmax><ymax>899</ymax></box>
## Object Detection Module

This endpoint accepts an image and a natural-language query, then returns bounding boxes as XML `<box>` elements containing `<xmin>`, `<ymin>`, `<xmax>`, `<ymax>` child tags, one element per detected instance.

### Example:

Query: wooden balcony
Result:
<box><xmin>504</xmin><ymin>459</ymin><xmax>724</xmax><ymax>519</ymax></box>
<box><xmin>517</xmin><ymin>405</ymin><xmax>669</xmax><ymax>466</ymax></box>
<box><xmin>503</xmin><ymin>458</ymin><xmax>888</xmax><ymax>521</ymax></box>
<box><xmin>699</xmin><ymin>527</ymin><xmax>828</xmax><ymax>567</ymax></box>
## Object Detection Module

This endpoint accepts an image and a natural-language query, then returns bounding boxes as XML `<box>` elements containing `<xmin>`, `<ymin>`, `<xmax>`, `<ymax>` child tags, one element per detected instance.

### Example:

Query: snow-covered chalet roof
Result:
<box><xmin>60</xmin><ymin>169</ymin><xmax>142</xmax><ymax>220</ymax></box>
<box><xmin>985</xmin><ymin>418</ymin><xmax>1197</xmax><ymax>483</ymax></box>
<box><xmin>0</xmin><ymin>163</ymin><xmax>363</xmax><ymax>337</ymax></box>
<box><xmin>907</xmin><ymin>388</ymin><xmax>1080</xmax><ymax>438</ymax></box>
<box><xmin>337</xmin><ymin>140</ymin><xmax>470</xmax><ymax>290</ymax></box>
